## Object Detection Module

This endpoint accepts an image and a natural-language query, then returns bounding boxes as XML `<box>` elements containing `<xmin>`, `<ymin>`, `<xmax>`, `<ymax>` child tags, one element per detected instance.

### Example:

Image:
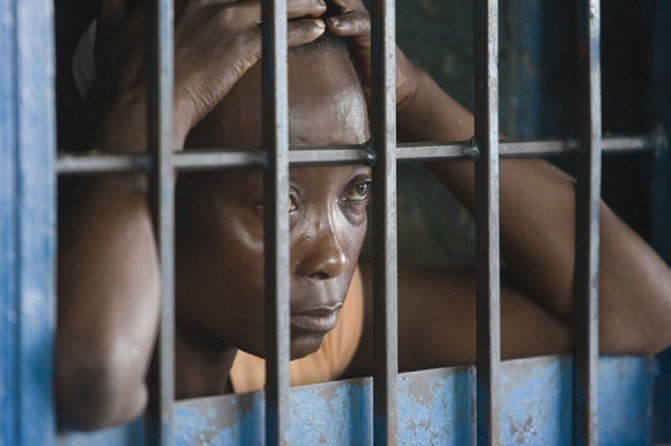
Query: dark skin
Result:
<box><xmin>57</xmin><ymin>0</ymin><xmax>671</xmax><ymax>431</ymax></box>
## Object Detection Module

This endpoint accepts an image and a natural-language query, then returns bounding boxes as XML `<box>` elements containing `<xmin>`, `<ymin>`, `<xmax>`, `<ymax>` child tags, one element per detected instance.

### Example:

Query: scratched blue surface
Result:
<box><xmin>61</xmin><ymin>356</ymin><xmax>657</xmax><ymax>445</ymax></box>
<box><xmin>0</xmin><ymin>0</ymin><xmax>57</xmax><ymax>444</ymax></box>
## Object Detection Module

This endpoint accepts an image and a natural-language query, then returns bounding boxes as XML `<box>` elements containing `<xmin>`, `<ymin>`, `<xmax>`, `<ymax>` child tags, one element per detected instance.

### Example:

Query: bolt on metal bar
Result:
<box><xmin>573</xmin><ymin>0</ymin><xmax>601</xmax><ymax>444</ymax></box>
<box><xmin>370</xmin><ymin>0</ymin><xmax>398</xmax><ymax>441</ymax></box>
<box><xmin>474</xmin><ymin>0</ymin><xmax>501</xmax><ymax>444</ymax></box>
<box><xmin>261</xmin><ymin>0</ymin><xmax>291</xmax><ymax>441</ymax></box>
<box><xmin>145</xmin><ymin>0</ymin><xmax>175</xmax><ymax>444</ymax></box>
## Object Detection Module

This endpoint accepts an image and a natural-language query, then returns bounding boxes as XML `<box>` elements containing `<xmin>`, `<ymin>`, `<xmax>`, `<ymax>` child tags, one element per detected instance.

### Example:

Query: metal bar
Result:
<box><xmin>5</xmin><ymin>0</ymin><xmax>57</xmax><ymax>442</ymax></box>
<box><xmin>474</xmin><ymin>0</ymin><xmax>501</xmax><ymax>444</ymax></box>
<box><xmin>55</xmin><ymin>131</ymin><xmax>665</xmax><ymax>175</ymax></box>
<box><xmin>573</xmin><ymin>0</ymin><xmax>601</xmax><ymax>444</ymax></box>
<box><xmin>145</xmin><ymin>0</ymin><xmax>175</xmax><ymax>443</ymax></box>
<box><xmin>261</xmin><ymin>0</ymin><xmax>290</xmax><ymax>441</ymax></box>
<box><xmin>370</xmin><ymin>0</ymin><xmax>398</xmax><ymax>440</ymax></box>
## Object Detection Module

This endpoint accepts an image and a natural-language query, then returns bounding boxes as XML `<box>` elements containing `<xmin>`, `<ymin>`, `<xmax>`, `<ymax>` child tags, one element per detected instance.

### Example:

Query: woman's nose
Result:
<box><xmin>294</xmin><ymin>221</ymin><xmax>348</xmax><ymax>280</ymax></box>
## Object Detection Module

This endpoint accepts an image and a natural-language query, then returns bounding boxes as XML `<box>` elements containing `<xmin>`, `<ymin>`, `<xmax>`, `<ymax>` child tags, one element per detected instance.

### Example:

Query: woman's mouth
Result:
<box><xmin>290</xmin><ymin>305</ymin><xmax>342</xmax><ymax>333</ymax></box>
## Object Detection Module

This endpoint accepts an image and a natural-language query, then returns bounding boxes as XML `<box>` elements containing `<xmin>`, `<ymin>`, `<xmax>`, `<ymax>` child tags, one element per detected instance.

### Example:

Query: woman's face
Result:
<box><xmin>176</xmin><ymin>46</ymin><xmax>370</xmax><ymax>359</ymax></box>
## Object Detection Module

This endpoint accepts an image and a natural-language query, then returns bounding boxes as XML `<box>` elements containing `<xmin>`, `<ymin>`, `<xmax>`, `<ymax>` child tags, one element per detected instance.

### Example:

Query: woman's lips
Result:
<box><xmin>290</xmin><ymin>305</ymin><xmax>342</xmax><ymax>333</ymax></box>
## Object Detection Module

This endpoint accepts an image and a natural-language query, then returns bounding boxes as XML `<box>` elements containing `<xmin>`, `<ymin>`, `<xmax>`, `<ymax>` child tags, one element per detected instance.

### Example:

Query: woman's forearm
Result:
<box><xmin>57</xmin><ymin>175</ymin><xmax>160</xmax><ymax>430</ymax></box>
<box><xmin>399</xmin><ymin>67</ymin><xmax>671</xmax><ymax>354</ymax></box>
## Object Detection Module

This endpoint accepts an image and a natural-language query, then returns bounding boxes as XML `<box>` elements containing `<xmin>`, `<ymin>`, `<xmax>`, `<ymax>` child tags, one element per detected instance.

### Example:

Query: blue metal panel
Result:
<box><xmin>59</xmin><ymin>420</ymin><xmax>145</xmax><ymax>446</ymax></box>
<box><xmin>0</xmin><ymin>0</ymin><xmax>19</xmax><ymax>443</ymax></box>
<box><xmin>0</xmin><ymin>0</ymin><xmax>57</xmax><ymax>443</ymax></box>
<box><xmin>56</xmin><ymin>356</ymin><xmax>656</xmax><ymax>445</ymax></box>
<box><xmin>397</xmin><ymin>367</ymin><xmax>475</xmax><ymax>445</ymax></box>
<box><xmin>500</xmin><ymin>357</ymin><xmax>572</xmax><ymax>445</ymax></box>
<box><xmin>168</xmin><ymin>356</ymin><xmax>654</xmax><ymax>446</ymax></box>
<box><xmin>599</xmin><ymin>357</ymin><xmax>657</xmax><ymax>445</ymax></box>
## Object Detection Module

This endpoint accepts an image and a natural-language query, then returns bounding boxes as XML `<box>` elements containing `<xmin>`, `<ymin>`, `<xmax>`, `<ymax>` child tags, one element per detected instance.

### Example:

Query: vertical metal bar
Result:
<box><xmin>474</xmin><ymin>0</ymin><xmax>501</xmax><ymax>444</ymax></box>
<box><xmin>3</xmin><ymin>0</ymin><xmax>57</xmax><ymax>443</ymax></box>
<box><xmin>573</xmin><ymin>0</ymin><xmax>601</xmax><ymax>444</ymax></box>
<box><xmin>261</xmin><ymin>0</ymin><xmax>290</xmax><ymax>441</ymax></box>
<box><xmin>370</xmin><ymin>0</ymin><xmax>398</xmax><ymax>441</ymax></box>
<box><xmin>146</xmin><ymin>0</ymin><xmax>175</xmax><ymax>443</ymax></box>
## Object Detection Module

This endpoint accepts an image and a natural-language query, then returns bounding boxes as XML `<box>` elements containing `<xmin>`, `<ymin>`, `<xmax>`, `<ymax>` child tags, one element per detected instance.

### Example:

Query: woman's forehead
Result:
<box><xmin>185</xmin><ymin>49</ymin><xmax>369</xmax><ymax>149</ymax></box>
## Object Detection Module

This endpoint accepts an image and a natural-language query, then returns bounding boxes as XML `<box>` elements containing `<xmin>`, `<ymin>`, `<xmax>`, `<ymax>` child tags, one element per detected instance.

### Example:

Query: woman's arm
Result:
<box><xmin>399</xmin><ymin>67</ymin><xmax>671</xmax><ymax>356</ymax></box>
<box><xmin>57</xmin><ymin>0</ymin><xmax>326</xmax><ymax>431</ymax></box>
<box><xmin>329</xmin><ymin>4</ymin><xmax>671</xmax><ymax>376</ymax></box>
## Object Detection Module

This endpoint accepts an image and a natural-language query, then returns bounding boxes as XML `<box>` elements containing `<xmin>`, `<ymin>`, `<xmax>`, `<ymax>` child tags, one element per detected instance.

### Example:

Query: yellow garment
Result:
<box><xmin>229</xmin><ymin>267</ymin><xmax>364</xmax><ymax>393</ymax></box>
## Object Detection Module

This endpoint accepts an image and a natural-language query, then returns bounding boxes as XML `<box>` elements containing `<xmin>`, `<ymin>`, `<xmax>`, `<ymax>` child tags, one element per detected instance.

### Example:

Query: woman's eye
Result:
<box><xmin>342</xmin><ymin>181</ymin><xmax>372</xmax><ymax>203</ymax></box>
<box><xmin>253</xmin><ymin>195</ymin><xmax>298</xmax><ymax>213</ymax></box>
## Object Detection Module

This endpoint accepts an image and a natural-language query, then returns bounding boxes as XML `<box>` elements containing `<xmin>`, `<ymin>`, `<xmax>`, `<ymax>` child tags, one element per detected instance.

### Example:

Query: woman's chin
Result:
<box><xmin>289</xmin><ymin>332</ymin><xmax>327</xmax><ymax>360</ymax></box>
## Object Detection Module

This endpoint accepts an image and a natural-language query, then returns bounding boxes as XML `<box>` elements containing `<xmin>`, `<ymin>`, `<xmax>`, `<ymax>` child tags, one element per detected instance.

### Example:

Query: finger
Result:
<box><xmin>216</xmin><ymin>0</ymin><xmax>325</xmax><ymax>28</ymax></box>
<box><xmin>330</xmin><ymin>0</ymin><xmax>362</xmax><ymax>14</ymax></box>
<box><xmin>98</xmin><ymin>0</ymin><xmax>127</xmax><ymax>30</ymax></box>
<box><xmin>325</xmin><ymin>11</ymin><xmax>370</xmax><ymax>38</ymax></box>
<box><xmin>287</xmin><ymin>0</ymin><xmax>327</xmax><ymax>19</ymax></box>
<box><xmin>287</xmin><ymin>18</ymin><xmax>326</xmax><ymax>47</ymax></box>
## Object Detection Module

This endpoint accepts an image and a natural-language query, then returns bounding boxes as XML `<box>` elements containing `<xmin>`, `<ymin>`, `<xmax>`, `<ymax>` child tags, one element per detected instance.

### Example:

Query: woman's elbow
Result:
<box><xmin>56</xmin><ymin>346</ymin><xmax>148</xmax><ymax>431</ymax></box>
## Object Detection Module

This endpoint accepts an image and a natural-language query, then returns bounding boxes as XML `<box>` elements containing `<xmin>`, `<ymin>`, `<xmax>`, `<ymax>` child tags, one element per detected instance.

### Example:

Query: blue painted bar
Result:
<box><xmin>58</xmin><ymin>356</ymin><xmax>657</xmax><ymax>445</ymax></box>
<box><xmin>0</xmin><ymin>0</ymin><xmax>18</xmax><ymax>443</ymax></box>
<box><xmin>0</xmin><ymin>0</ymin><xmax>57</xmax><ymax>444</ymax></box>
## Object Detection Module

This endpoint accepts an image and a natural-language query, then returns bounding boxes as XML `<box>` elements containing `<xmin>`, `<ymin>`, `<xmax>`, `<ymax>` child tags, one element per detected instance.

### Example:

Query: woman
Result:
<box><xmin>56</xmin><ymin>0</ymin><xmax>671</xmax><ymax>431</ymax></box>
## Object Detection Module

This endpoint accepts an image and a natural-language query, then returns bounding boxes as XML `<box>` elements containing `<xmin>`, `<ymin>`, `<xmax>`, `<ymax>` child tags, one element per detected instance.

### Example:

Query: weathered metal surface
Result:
<box><xmin>573</xmin><ymin>0</ymin><xmax>602</xmax><ymax>444</ymax></box>
<box><xmin>397</xmin><ymin>367</ymin><xmax>476</xmax><ymax>445</ymax></box>
<box><xmin>0</xmin><ymin>0</ymin><xmax>57</xmax><ymax>443</ymax></box>
<box><xmin>59</xmin><ymin>420</ymin><xmax>145</xmax><ymax>446</ymax></box>
<box><xmin>261</xmin><ymin>0</ymin><xmax>291</xmax><ymax>442</ymax></box>
<box><xmin>58</xmin><ymin>356</ymin><xmax>656</xmax><ymax>445</ymax></box>
<box><xmin>370</xmin><ymin>0</ymin><xmax>399</xmax><ymax>440</ymax></box>
<box><xmin>0</xmin><ymin>1</ymin><xmax>18</xmax><ymax>443</ymax></box>
<box><xmin>145</xmin><ymin>0</ymin><xmax>176</xmax><ymax>444</ymax></box>
<box><xmin>473</xmin><ymin>0</ymin><xmax>501</xmax><ymax>444</ymax></box>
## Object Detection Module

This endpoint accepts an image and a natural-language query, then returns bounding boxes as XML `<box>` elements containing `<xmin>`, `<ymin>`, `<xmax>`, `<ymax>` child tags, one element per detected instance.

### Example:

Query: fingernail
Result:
<box><xmin>315</xmin><ymin>19</ymin><xmax>326</xmax><ymax>29</ymax></box>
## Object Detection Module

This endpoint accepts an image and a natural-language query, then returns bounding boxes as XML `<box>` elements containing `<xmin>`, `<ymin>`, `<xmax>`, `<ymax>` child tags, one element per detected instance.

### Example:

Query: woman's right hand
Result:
<box><xmin>94</xmin><ymin>0</ymin><xmax>327</xmax><ymax>150</ymax></box>
<box><xmin>324</xmin><ymin>0</ymin><xmax>420</xmax><ymax>112</ymax></box>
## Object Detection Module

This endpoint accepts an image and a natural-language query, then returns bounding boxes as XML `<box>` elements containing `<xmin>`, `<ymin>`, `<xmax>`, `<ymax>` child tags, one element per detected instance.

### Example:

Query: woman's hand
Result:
<box><xmin>95</xmin><ymin>0</ymin><xmax>327</xmax><ymax>150</ymax></box>
<box><xmin>324</xmin><ymin>0</ymin><xmax>419</xmax><ymax>111</ymax></box>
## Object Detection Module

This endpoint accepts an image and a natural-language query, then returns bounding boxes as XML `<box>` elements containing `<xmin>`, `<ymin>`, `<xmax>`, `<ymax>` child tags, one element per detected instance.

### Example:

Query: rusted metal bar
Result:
<box><xmin>145</xmin><ymin>0</ymin><xmax>175</xmax><ymax>443</ymax></box>
<box><xmin>573</xmin><ymin>0</ymin><xmax>601</xmax><ymax>444</ymax></box>
<box><xmin>261</xmin><ymin>0</ymin><xmax>291</xmax><ymax>442</ymax></box>
<box><xmin>370</xmin><ymin>0</ymin><xmax>398</xmax><ymax>440</ymax></box>
<box><xmin>474</xmin><ymin>0</ymin><xmax>501</xmax><ymax>444</ymax></box>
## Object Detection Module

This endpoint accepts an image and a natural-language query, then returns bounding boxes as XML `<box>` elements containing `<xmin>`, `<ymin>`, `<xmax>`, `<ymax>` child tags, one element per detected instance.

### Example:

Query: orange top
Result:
<box><xmin>229</xmin><ymin>267</ymin><xmax>364</xmax><ymax>393</ymax></box>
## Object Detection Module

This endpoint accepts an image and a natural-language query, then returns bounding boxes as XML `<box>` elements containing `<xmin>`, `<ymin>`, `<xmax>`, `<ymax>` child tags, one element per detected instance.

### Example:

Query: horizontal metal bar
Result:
<box><xmin>397</xmin><ymin>131</ymin><xmax>666</xmax><ymax>161</ymax></box>
<box><xmin>55</xmin><ymin>131</ymin><xmax>666</xmax><ymax>175</ymax></box>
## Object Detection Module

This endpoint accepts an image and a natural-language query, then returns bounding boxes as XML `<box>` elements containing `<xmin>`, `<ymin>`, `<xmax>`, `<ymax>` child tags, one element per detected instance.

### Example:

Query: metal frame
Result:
<box><xmin>47</xmin><ymin>0</ymin><xmax>668</xmax><ymax>444</ymax></box>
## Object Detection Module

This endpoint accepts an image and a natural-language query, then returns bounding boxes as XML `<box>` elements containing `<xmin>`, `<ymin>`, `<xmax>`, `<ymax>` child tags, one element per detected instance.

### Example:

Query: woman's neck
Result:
<box><xmin>174</xmin><ymin>317</ymin><xmax>237</xmax><ymax>400</ymax></box>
